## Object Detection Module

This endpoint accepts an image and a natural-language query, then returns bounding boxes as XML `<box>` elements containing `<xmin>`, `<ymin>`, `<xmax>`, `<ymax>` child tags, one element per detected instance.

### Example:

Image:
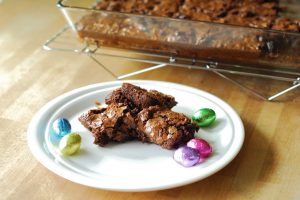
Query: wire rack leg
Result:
<box><xmin>89</xmin><ymin>54</ymin><xmax>118</xmax><ymax>79</ymax></box>
<box><xmin>117</xmin><ymin>63</ymin><xmax>167</xmax><ymax>79</ymax></box>
<box><xmin>213</xmin><ymin>70</ymin><xmax>300</xmax><ymax>101</ymax></box>
<box><xmin>268</xmin><ymin>81</ymin><xmax>300</xmax><ymax>101</ymax></box>
<box><xmin>212</xmin><ymin>71</ymin><xmax>268</xmax><ymax>100</ymax></box>
<box><xmin>89</xmin><ymin>54</ymin><xmax>168</xmax><ymax>80</ymax></box>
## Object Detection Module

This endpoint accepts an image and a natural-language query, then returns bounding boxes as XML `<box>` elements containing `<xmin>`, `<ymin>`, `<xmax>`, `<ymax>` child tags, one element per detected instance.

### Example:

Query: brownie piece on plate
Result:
<box><xmin>105</xmin><ymin>83</ymin><xmax>177</xmax><ymax>113</ymax></box>
<box><xmin>78</xmin><ymin>103</ymin><xmax>137</xmax><ymax>146</ymax></box>
<box><xmin>79</xmin><ymin>83</ymin><xmax>198</xmax><ymax>149</ymax></box>
<box><xmin>136</xmin><ymin>106</ymin><xmax>199</xmax><ymax>149</ymax></box>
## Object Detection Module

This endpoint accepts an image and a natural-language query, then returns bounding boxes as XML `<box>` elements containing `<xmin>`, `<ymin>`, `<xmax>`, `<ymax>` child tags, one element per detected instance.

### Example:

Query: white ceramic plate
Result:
<box><xmin>27</xmin><ymin>80</ymin><xmax>244</xmax><ymax>192</ymax></box>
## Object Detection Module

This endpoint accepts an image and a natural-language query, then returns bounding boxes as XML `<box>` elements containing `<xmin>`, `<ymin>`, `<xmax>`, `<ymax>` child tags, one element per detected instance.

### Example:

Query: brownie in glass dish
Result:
<box><xmin>75</xmin><ymin>0</ymin><xmax>300</xmax><ymax>68</ymax></box>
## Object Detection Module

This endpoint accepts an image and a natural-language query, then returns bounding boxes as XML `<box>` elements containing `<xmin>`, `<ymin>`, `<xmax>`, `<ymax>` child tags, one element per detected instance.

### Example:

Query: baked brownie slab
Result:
<box><xmin>91</xmin><ymin>0</ymin><xmax>295</xmax><ymax>31</ymax></box>
<box><xmin>75</xmin><ymin>0</ymin><xmax>300</xmax><ymax>69</ymax></box>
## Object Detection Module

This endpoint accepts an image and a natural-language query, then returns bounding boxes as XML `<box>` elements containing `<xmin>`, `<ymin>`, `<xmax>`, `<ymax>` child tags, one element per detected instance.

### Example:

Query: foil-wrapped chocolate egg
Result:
<box><xmin>187</xmin><ymin>138</ymin><xmax>212</xmax><ymax>158</ymax></box>
<box><xmin>192</xmin><ymin>108</ymin><xmax>216</xmax><ymax>127</ymax></box>
<box><xmin>173</xmin><ymin>146</ymin><xmax>200</xmax><ymax>167</ymax></box>
<box><xmin>52</xmin><ymin>118</ymin><xmax>71</xmax><ymax>137</ymax></box>
<box><xmin>59</xmin><ymin>133</ymin><xmax>81</xmax><ymax>156</ymax></box>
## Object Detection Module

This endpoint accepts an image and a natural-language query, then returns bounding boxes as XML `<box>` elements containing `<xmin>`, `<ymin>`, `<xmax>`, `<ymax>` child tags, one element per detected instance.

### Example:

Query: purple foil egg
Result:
<box><xmin>187</xmin><ymin>138</ymin><xmax>212</xmax><ymax>158</ymax></box>
<box><xmin>173</xmin><ymin>146</ymin><xmax>200</xmax><ymax>167</ymax></box>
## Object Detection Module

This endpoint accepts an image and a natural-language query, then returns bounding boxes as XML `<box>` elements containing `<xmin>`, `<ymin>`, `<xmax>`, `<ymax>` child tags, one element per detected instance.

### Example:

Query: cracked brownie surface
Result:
<box><xmin>136</xmin><ymin>106</ymin><xmax>199</xmax><ymax>149</ymax></box>
<box><xmin>105</xmin><ymin>83</ymin><xmax>177</xmax><ymax>113</ymax></box>
<box><xmin>92</xmin><ymin>0</ymin><xmax>299</xmax><ymax>32</ymax></box>
<box><xmin>78</xmin><ymin>103</ymin><xmax>137</xmax><ymax>146</ymax></box>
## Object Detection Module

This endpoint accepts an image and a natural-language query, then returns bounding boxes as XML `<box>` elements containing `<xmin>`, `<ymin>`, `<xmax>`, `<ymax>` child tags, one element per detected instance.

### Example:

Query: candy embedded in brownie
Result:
<box><xmin>136</xmin><ymin>106</ymin><xmax>199</xmax><ymax>149</ymax></box>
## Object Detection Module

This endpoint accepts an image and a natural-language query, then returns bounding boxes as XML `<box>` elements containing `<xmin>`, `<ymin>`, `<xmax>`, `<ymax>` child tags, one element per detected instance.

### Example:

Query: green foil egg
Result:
<box><xmin>59</xmin><ymin>133</ymin><xmax>81</xmax><ymax>156</ymax></box>
<box><xmin>192</xmin><ymin>108</ymin><xmax>216</xmax><ymax>127</ymax></box>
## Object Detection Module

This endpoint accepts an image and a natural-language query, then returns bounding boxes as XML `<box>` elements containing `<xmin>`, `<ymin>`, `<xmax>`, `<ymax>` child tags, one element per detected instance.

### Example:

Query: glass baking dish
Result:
<box><xmin>57</xmin><ymin>0</ymin><xmax>300</xmax><ymax>70</ymax></box>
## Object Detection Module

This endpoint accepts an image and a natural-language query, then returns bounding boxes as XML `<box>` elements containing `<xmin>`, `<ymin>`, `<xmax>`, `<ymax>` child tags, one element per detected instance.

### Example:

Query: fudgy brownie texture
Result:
<box><xmin>78</xmin><ymin>83</ymin><xmax>198</xmax><ymax>149</ymax></box>
<box><xmin>136</xmin><ymin>106</ymin><xmax>199</xmax><ymax>149</ymax></box>
<box><xmin>78</xmin><ymin>103</ymin><xmax>137</xmax><ymax>146</ymax></box>
<box><xmin>105</xmin><ymin>83</ymin><xmax>177</xmax><ymax>114</ymax></box>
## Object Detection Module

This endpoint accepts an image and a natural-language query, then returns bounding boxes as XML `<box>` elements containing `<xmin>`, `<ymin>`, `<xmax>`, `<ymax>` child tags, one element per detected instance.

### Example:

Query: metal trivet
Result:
<box><xmin>44</xmin><ymin>26</ymin><xmax>300</xmax><ymax>101</ymax></box>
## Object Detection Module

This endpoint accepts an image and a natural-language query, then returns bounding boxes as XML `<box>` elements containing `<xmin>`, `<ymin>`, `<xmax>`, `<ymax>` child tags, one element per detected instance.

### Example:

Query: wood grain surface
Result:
<box><xmin>1</xmin><ymin>1</ymin><xmax>300</xmax><ymax>200</ymax></box>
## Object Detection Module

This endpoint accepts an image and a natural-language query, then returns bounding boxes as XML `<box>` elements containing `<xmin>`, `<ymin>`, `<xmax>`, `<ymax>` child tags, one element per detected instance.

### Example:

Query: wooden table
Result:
<box><xmin>1</xmin><ymin>1</ymin><xmax>300</xmax><ymax>199</ymax></box>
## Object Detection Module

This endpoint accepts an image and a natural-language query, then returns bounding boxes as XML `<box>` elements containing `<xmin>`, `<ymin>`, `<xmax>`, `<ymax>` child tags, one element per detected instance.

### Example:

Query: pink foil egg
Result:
<box><xmin>187</xmin><ymin>138</ymin><xmax>212</xmax><ymax>158</ymax></box>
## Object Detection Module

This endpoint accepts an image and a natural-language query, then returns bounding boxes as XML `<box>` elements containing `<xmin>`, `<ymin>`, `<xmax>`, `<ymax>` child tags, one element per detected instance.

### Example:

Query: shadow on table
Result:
<box><xmin>154</xmin><ymin>118</ymin><xmax>277</xmax><ymax>199</ymax></box>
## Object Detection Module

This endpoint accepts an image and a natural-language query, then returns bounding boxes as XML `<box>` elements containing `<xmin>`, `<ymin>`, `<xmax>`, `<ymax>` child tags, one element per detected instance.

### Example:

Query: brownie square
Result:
<box><xmin>136</xmin><ymin>106</ymin><xmax>199</xmax><ymax>149</ymax></box>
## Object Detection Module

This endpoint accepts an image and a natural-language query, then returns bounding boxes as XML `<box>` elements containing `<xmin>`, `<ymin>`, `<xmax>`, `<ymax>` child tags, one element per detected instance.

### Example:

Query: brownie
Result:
<box><xmin>91</xmin><ymin>0</ymin><xmax>290</xmax><ymax>30</ymax></box>
<box><xmin>79</xmin><ymin>83</ymin><xmax>198</xmax><ymax>149</ymax></box>
<box><xmin>78</xmin><ymin>103</ymin><xmax>137</xmax><ymax>146</ymax></box>
<box><xmin>136</xmin><ymin>106</ymin><xmax>199</xmax><ymax>149</ymax></box>
<box><xmin>105</xmin><ymin>83</ymin><xmax>177</xmax><ymax>113</ymax></box>
<box><xmin>75</xmin><ymin>0</ymin><xmax>300</xmax><ymax>69</ymax></box>
<box><xmin>272</xmin><ymin>17</ymin><xmax>300</xmax><ymax>32</ymax></box>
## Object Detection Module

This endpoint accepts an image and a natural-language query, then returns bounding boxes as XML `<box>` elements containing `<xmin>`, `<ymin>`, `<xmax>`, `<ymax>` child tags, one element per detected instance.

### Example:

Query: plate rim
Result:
<box><xmin>27</xmin><ymin>80</ymin><xmax>244</xmax><ymax>192</ymax></box>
